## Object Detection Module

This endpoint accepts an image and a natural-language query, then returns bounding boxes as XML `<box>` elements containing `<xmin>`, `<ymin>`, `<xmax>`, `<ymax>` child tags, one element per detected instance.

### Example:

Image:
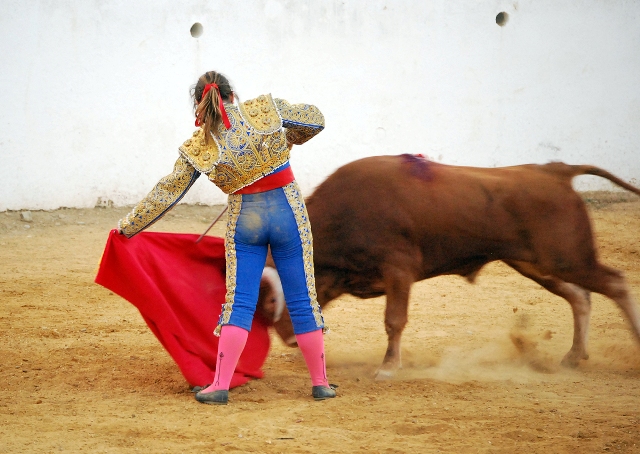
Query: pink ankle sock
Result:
<box><xmin>295</xmin><ymin>329</ymin><xmax>329</xmax><ymax>387</ymax></box>
<box><xmin>203</xmin><ymin>325</ymin><xmax>249</xmax><ymax>393</ymax></box>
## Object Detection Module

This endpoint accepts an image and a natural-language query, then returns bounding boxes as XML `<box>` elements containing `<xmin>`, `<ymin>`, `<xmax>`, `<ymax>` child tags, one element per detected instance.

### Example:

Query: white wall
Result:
<box><xmin>1</xmin><ymin>0</ymin><xmax>639</xmax><ymax>211</ymax></box>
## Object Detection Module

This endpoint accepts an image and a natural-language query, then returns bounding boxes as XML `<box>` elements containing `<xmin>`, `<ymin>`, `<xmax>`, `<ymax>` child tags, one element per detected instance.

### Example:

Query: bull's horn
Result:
<box><xmin>261</xmin><ymin>266</ymin><xmax>285</xmax><ymax>322</ymax></box>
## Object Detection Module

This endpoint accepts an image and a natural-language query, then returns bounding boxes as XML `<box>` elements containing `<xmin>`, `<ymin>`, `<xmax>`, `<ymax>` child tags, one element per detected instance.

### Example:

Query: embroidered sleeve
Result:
<box><xmin>118</xmin><ymin>156</ymin><xmax>200</xmax><ymax>238</ymax></box>
<box><xmin>274</xmin><ymin>98</ymin><xmax>325</xmax><ymax>145</ymax></box>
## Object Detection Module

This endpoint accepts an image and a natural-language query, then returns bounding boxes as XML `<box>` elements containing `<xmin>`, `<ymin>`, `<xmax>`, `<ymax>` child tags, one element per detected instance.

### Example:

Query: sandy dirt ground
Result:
<box><xmin>1</xmin><ymin>193</ymin><xmax>640</xmax><ymax>453</ymax></box>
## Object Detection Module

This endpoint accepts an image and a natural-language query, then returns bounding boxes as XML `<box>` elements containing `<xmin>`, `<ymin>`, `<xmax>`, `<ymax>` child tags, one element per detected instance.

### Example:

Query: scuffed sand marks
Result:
<box><xmin>509</xmin><ymin>313</ymin><xmax>561</xmax><ymax>374</ymax></box>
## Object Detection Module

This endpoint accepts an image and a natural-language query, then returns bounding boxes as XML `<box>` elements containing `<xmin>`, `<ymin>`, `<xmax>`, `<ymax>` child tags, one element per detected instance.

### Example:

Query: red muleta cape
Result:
<box><xmin>95</xmin><ymin>230</ymin><xmax>270</xmax><ymax>388</ymax></box>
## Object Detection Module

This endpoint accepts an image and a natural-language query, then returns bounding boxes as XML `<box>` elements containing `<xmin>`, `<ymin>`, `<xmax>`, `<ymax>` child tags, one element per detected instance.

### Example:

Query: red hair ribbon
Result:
<box><xmin>195</xmin><ymin>82</ymin><xmax>231</xmax><ymax>129</ymax></box>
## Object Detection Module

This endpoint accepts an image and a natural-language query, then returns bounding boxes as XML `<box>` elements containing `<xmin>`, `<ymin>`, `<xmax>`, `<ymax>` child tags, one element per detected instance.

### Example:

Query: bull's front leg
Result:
<box><xmin>376</xmin><ymin>265</ymin><xmax>414</xmax><ymax>380</ymax></box>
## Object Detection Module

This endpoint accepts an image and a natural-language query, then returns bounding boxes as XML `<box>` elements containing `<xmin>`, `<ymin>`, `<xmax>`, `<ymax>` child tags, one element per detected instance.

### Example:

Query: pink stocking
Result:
<box><xmin>202</xmin><ymin>325</ymin><xmax>249</xmax><ymax>393</ymax></box>
<box><xmin>295</xmin><ymin>329</ymin><xmax>329</xmax><ymax>387</ymax></box>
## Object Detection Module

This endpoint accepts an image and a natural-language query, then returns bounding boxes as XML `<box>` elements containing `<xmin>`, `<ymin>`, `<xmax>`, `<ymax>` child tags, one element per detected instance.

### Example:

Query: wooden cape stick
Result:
<box><xmin>195</xmin><ymin>206</ymin><xmax>228</xmax><ymax>243</ymax></box>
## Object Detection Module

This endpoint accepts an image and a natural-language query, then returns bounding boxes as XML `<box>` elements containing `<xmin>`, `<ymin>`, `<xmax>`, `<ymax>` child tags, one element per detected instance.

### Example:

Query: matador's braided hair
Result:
<box><xmin>191</xmin><ymin>71</ymin><xmax>234</xmax><ymax>143</ymax></box>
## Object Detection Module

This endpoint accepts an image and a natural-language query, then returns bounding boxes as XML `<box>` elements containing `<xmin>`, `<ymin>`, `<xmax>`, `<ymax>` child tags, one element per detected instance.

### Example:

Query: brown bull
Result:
<box><xmin>264</xmin><ymin>154</ymin><xmax>640</xmax><ymax>378</ymax></box>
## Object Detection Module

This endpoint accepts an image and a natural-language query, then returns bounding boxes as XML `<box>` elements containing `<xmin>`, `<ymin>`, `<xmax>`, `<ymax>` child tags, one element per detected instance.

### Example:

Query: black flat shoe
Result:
<box><xmin>190</xmin><ymin>385</ymin><xmax>208</xmax><ymax>393</ymax></box>
<box><xmin>195</xmin><ymin>389</ymin><xmax>229</xmax><ymax>405</ymax></box>
<box><xmin>312</xmin><ymin>384</ymin><xmax>337</xmax><ymax>401</ymax></box>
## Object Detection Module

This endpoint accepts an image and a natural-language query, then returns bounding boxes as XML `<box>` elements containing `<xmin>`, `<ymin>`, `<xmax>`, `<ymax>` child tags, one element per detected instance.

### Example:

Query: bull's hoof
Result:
<box><xmin>374</xmin><ymin>369</ymin><xmax>396</xmax><ymax>380</ymax></box>
<box><xmin>560</xmin><ymin>351</ymin><xmax>589</xmax><ymax>368</ymax></box>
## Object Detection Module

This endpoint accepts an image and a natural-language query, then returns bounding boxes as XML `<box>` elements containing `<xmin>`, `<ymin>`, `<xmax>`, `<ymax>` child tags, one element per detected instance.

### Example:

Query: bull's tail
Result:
<box><xmin>545</xmin><ymin>162</ymin><xmax>640</xmax><ymax>196</ymax></box>
<box><xmin>575</xmin><ymin>165</ymin><xmax>640</xmax><ymax>196</ymax></box>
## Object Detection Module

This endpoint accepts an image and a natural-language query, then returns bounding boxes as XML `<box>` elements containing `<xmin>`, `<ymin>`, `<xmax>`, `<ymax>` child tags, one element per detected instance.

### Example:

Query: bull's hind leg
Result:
<box><xmin>571</xmin><ymin>264</ymin><xmax>640</xmax><ymax>345</ymax></box>
<box><xmin>376</xmin><ymin>265</ymin><xmax>414</xmax><ymax>380</ymax></box>
<box><xmin>505</xmin><ymin>261</ymin><xmax>593</xmax><ymax>367</ymax></box>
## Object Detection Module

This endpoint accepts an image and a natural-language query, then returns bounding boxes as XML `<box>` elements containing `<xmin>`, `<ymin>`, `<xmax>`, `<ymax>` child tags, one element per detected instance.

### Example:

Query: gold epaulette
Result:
<box><xmin>178</xmin><ymin>128</ymin><xmax>219</xmax><ymax>173</ymax></box>
<box><xmin>238</xmin><ymin>94</ymin><xmax>283</xmax><ymax>134</ymax></box>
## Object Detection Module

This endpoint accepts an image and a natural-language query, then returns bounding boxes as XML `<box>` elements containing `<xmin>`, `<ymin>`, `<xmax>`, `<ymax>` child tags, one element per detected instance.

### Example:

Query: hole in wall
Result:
<box><xmin>190</xmin><ymin>22</ymin><xmax>203</xmax><ymax>38</ymax></box>
<box><xmin>496</xmin><ymin>12</ymin><xmax>508</xmax><ymax>26</ymax></box>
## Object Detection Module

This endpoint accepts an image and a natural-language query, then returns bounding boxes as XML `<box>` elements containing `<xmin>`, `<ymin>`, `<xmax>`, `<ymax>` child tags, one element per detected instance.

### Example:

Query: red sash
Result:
<box><xmin>235</xmin><ymin>166</ymin><xmax>295</xmax><ymax>194</ymax></box>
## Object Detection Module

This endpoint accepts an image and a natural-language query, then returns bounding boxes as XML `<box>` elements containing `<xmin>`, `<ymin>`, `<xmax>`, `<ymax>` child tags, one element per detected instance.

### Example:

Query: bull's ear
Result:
<box><xmin>261</xmin><ymin>266</ymin><xmax>285</xmax><ymax>321</ymax></box>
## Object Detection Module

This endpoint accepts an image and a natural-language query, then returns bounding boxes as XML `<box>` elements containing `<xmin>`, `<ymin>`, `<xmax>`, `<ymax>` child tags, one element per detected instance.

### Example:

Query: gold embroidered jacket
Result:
<box><xmin>118</xmin><ymin>94</ymin><xmax>324</xmax><ymax>238</ymax></box>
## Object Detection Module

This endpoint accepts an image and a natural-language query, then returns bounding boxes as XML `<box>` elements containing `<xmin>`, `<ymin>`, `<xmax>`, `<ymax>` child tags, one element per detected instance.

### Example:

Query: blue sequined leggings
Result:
<box><xmin>215</xmin><ymin>181</ymin><xmax>324</xmax><ymax>335</ymax></box>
